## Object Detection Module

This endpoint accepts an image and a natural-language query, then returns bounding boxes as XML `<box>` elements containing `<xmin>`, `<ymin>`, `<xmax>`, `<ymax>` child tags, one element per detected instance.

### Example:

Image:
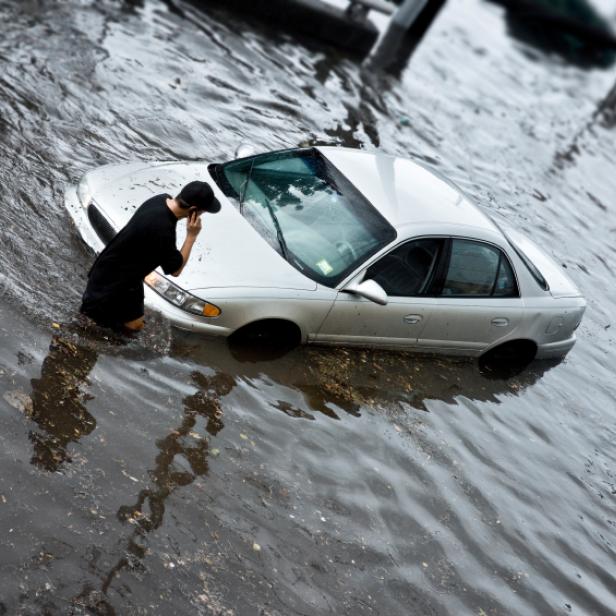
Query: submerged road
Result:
<box><xmin>0</xmin><ymin>0</ymin><xmax>615</xmax><ymax>614</ymax></box>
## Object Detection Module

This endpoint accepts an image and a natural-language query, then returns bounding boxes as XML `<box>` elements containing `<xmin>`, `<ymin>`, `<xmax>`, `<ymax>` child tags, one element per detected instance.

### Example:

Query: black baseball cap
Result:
<box><xmin>177</xmin><ymin>181</ymin><xmax>221</xmax><ymax>213</ymax></box>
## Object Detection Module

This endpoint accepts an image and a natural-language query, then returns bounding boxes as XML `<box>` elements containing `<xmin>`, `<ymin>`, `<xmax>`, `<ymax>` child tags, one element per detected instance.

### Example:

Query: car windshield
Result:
<box><xmin>216</xmin><ymin>148</ymin><xmax>396</xmax><ymax>287</ymax></box>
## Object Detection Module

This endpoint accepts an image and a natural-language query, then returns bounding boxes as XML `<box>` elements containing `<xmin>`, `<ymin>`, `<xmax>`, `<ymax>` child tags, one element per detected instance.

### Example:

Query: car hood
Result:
<box><xmin>88</xmin><ymin>161</ymin><xmax>317</xmax><ymax>292</ymax></box>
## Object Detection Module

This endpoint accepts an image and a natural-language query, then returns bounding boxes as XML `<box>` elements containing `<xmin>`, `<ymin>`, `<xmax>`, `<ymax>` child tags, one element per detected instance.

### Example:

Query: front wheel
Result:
<box><xmin>229</xmin><ymin>319</ymin><xmax>301</xmax><ymax>349</ymax></box>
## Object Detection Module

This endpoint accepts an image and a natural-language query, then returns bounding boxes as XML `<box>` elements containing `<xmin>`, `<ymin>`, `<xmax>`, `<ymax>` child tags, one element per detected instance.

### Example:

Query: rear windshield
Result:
<box><xmin>214</xmin><ymin>148</ymin><xmax>396</xmax><ymax>287</ymax></box>
<box><xmin>487</xmin><ymin>215</ymin><xmax>549</xmax><ymax>292</ymax></box>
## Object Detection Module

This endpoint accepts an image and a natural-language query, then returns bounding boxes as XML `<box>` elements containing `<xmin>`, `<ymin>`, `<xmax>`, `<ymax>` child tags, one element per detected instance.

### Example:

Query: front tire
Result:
<box><xmin>229</xmin><ymin>319</ymin><xmax>301</xmax><ymax>349</ymax></box>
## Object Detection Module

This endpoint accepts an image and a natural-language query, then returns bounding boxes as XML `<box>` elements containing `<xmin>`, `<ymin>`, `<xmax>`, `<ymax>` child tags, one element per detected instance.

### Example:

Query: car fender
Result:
<box><xmin>481</xmin><ymin>298</ymin><xmax>584</xmax><ymax>356</ymax></box>
<box><xmin>205</xmin><ymin>290</ymin><xmax>336</xmax><ymax>342</ymax></box>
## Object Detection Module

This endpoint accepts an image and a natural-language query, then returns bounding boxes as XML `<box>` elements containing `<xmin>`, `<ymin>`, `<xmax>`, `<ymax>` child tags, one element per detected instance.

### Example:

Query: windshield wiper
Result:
<box><xmin>238</xmin><ymin>163</ymin><xmax>290</xmax><ymax>261</ymax></box>
<box><xmin>263</xmin><ymin>198</ymin><xmax>290</xmax><ymax>261</ymax></box>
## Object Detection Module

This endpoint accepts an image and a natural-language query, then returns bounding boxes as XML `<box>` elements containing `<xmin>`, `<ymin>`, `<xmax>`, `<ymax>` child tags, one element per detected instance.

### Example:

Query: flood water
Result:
<box><xmin>1</xmin><ymin>0</ymin><xmax>615</xmax><ymax>614</ymax></box>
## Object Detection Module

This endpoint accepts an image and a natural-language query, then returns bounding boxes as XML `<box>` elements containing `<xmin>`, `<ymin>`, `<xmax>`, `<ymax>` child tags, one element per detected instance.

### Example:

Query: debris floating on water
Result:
<box><xmin>3</xmin><ymin>390</ymin><xmax>33</xmax><ymax>416</ymax></box>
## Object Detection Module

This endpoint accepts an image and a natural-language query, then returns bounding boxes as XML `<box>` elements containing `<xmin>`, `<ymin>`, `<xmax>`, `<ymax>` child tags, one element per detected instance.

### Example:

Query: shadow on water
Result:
<box><xmin>553</xmin><ymin>77</ymin><xmax>616</xmax><ymax>167</ymax></box>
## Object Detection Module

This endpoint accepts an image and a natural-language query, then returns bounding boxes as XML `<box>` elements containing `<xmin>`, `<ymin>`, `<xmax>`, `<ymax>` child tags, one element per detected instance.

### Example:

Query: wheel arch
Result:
<box><xmin>224</xmin><ymin>298</ymin><xmax>324</xmax><ymax>343</ymax></box>
<box><xmin>480</xmin><ymin>338</ymin><xmax>538</xmax><ymax>363</ymax></box>
<box><xmin>229</xmin><ymin>317</ymin><xmax>303</xmax><ymax>347</ymax></box>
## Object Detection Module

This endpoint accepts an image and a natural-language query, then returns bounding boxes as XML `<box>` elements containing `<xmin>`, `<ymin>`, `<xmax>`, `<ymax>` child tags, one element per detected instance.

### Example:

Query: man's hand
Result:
<box><xmin>172</xmin><ymin>212</ymin><xmax>202</xmax><ymax>277</ymax></box>
<box><xmin>187</xmin><ymin>211</ymin><xmax>202</xmax><ymax>239</ymax></box>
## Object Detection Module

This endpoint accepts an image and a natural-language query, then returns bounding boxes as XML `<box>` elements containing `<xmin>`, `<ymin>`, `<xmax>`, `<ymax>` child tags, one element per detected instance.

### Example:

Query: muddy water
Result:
<box><xmin>1</xmin><ymin>0</ymin><xmax>615</xmax><ymax>614</ymax></box>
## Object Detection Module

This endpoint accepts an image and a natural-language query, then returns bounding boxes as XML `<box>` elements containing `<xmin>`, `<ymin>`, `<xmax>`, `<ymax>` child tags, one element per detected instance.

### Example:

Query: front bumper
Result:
<box><xmin>65</xmin><ymin>185</ymin><xmax>105</xmax><ymax>254</ymax></box>
<box><xmin>144</xmin><ymin>286</ymin><xmax>231</xmax><ymax>335</ymax></box>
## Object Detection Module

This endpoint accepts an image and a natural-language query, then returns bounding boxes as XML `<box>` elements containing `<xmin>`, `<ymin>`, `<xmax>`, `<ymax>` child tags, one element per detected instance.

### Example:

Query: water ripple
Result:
<box><xmin>1</xmin><ymin>0</ymin><xmax>615</xmax><ymax>613</ymax></box>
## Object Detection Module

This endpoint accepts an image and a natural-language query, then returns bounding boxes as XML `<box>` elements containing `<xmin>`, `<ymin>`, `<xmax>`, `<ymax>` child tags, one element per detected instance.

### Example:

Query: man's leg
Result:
<box><xmin>122</xmin><ymin>286</ymin><xmax>145</xmax><ymax>333</ymax></box>
<box><xmin>123</xmin><ymin>316</ymin><xmax>145</xmax><ymax>332</ymax></box>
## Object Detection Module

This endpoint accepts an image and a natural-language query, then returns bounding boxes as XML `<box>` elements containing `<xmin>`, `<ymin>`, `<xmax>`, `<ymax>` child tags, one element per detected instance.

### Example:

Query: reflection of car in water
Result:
<box><xmin>173</xmin><ymin>333</ymin><xmax>563</xmax><ymax>417</ymax></box>
<box><xmin>66</xmin><ymin>146</ymin><xmax>585</xmax><ymax>362</ymax></box>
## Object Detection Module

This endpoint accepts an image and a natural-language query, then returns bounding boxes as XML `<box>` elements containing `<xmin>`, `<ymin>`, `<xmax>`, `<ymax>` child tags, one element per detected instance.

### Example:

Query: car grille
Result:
<box><xmin>87</xmin><ymin>201</ymin><xmax>116</xmax><ymax>245</ymax></box>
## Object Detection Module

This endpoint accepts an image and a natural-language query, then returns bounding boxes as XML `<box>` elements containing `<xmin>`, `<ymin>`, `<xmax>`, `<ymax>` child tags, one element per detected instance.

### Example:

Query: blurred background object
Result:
<box><xmin>487</xmin><ymin>0</ymin><xmax>616</xmax><ymax>67</ymax></box>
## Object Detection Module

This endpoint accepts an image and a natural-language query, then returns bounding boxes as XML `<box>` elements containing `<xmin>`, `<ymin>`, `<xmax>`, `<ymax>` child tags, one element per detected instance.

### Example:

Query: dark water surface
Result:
<box><xmin>1</xmin><ymin>0</ymin><xmax>615</xmax><ymax>614</ymax></box>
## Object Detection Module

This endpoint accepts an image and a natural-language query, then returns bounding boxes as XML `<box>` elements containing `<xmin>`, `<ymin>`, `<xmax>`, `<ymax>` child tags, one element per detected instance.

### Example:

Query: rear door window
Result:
<box><xmin>441</xmin><ymin>239</ymin><xmax>518</xmax><ymax>297</ymax></box>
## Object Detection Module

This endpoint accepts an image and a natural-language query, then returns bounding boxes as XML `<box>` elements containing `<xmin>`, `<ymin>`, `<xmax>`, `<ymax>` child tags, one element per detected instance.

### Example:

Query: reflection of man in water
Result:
<box><xmin>80</xmin><ymin>371</ymin><xmax>235</xmax><ymax>600</ymax></box>
<box><xmin>115</xmin><ymin>371</ymin><xmax>232</xmax><ymax>528</ymax></box>
<box><xmin>81</xmin><ymin>182</ymin><xmax>220</xmax><ymax>333</ymax></box>
<box><xmin>29</xmin><ymin>336</ymin><xmax>98</xmax><ymax>472</ymax></box>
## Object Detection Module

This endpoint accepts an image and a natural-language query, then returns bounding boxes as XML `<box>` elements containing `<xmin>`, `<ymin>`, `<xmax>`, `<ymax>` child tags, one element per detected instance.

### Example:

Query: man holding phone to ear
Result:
<box><xmin>80</xmin><ymin>181</ymin><xmax>221</xmax><ymax>333</ymax></box>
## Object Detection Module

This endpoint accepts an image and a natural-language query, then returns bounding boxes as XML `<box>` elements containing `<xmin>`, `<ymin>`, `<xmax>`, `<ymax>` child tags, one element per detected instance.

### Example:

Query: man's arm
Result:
<box><xmin>171</xmin><ymin>212</ymin><xmax>202</xmax><ymax>277</ymax></box>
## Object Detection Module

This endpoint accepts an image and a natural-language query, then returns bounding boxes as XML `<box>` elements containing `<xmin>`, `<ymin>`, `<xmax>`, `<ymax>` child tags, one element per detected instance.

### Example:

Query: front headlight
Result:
<box><xmin>144</xmin><ymin>272</ymin><xmax>221</xmax><ymax>318</ymax></box>
<box><xmin>77</xmin><ymin>176</ymin><xmax>93</xmax><ymax>207</ymax></box>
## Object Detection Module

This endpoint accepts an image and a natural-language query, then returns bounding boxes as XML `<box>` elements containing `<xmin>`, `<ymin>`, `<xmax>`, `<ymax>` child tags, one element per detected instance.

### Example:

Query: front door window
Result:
<box><xmin>365</xmin><ymin>238</ymin><xmax>443</xmax><ymax>297</ymax></box>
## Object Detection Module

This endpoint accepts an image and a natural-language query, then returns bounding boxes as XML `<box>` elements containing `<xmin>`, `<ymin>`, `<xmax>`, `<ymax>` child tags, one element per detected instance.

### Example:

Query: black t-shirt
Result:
<box><xmin>84</xmin><ymin>194</ymin><xmax>183</xmax><ymax>302</ymax></box>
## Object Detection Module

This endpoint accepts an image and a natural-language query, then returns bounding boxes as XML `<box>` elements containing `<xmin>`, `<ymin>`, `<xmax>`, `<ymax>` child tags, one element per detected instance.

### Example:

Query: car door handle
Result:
<box><xmin>491</xmin><ymin>317</ymin><xmax>509</xmax><ymax>327</ymax></box>
<box><xmin>403</xmin><ymin>314</ymin><xmax>423</xmax><ymax>324</ymax></box>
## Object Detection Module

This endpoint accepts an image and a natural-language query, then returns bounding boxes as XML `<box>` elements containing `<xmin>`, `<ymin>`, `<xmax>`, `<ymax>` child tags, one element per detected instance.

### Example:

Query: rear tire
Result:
<box><xmin>479</xmin><ymin>340</ymin><xmax>537</xmax><ymax>377</ymax></box>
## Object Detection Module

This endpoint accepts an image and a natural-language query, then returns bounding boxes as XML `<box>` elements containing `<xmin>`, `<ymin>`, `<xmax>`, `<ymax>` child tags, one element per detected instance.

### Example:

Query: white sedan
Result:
<box><xmin>65</xmin><ymin>146</ymin><xmax>585</xmax><ymax>361</ymax></box>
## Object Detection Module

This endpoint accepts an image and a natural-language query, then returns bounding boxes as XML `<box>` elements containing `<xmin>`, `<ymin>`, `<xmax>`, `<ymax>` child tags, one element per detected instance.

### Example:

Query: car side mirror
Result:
<box><xmin>235</xmin><ymin>143</ymin><xmax>258</xmax><ymax>159</ymax></box>
<box><xmin>343</xmin><ymin>279</ymin><xmax>388</xmax><ymax>305</ymax></box>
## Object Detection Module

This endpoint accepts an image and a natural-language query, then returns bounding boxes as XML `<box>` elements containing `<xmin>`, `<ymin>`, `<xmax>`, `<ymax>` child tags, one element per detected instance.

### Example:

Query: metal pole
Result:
<box><xmin>391</xmin><ymin>0</ymin><xmax>429</xmax><ymax>27</ymax></box>
<box><xmin>367</xmin><ymin>0</ymin><xmax>442</xmax><ymax>72</ymax></box>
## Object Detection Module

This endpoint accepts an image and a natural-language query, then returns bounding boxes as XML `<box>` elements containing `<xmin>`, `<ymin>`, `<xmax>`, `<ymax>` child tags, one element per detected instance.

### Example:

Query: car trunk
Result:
<box><xmin>504</xmin><ymin>226</ymin><xmax>583</xmax><ymax>298</ymax></box>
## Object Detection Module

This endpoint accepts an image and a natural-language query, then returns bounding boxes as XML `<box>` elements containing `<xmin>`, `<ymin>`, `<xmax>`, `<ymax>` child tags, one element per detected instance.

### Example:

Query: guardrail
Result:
<box><xmin>349</xmin><ymin>0</ymin><xmax>432</xmax><ymax>32</ymax></box>
<box><xmin>348</xmin><ymin>0</ymin><xmax>396</xmax><ymax>15</ymax></box>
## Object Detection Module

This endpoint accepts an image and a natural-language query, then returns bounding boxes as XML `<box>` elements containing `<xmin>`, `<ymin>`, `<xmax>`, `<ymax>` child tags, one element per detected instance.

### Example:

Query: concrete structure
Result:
<box><xmin>189</xmin><ymin>0</ymin><xmax>447</xmax><ymax>63</ymax></box>
<box><xmin>200</xmin><ymin>0</ymin><xmax>380</xmax><ymax>56</ymax></box>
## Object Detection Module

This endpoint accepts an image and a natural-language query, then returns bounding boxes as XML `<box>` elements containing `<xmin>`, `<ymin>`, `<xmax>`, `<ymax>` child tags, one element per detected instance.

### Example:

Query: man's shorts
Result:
<box><xmin>80</xmin><ymin>285</ymin><xmax>144</xmax><ymax>330</ymax></box>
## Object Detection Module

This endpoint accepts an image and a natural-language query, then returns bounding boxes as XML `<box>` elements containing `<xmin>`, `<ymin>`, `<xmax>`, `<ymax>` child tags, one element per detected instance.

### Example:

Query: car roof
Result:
<box><xmin>317</xmin><ymin>146</ymin><xmax>500</xmax><ymax>238</ymax></box>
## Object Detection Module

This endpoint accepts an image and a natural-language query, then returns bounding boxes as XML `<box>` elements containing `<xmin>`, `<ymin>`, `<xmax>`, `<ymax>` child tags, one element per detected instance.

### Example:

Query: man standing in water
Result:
<box><xmin>80</xmin><ymin>181</ymin><xmax>221</xmax><ymax>332</ymax></box>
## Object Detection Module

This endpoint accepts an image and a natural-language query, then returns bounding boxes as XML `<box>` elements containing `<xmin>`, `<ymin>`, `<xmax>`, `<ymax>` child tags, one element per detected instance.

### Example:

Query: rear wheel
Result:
<box><xmin>479</xmin><ymin>340</ymin><xmax>537</xmax><ymax>377</ymax></box>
